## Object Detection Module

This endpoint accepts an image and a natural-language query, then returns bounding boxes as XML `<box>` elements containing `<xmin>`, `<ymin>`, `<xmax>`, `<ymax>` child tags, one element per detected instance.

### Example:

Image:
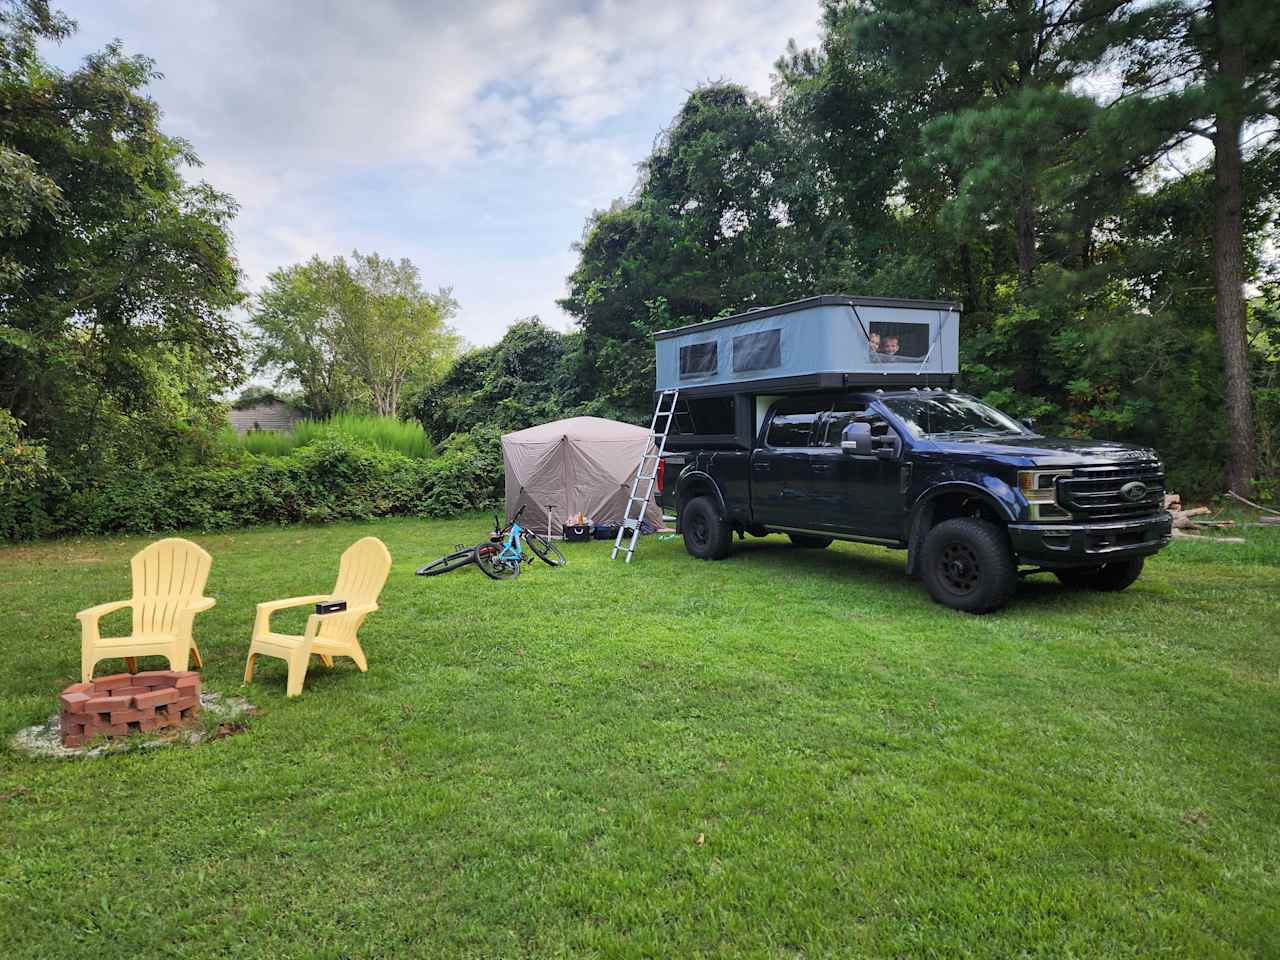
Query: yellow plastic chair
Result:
<box><xmin>78</xmin><ymin>537</ymin><xmax>215</xmax><ymax>682</ymax></box>
<box><xmin>243</xmin><ymin>536</ymin><xmax>391</xmax><ymax>697</ymax></box>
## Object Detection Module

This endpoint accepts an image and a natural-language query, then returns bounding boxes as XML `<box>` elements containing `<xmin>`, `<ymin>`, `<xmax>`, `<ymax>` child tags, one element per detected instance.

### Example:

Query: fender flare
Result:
<box><xmin>675</xmin><ymin>470</ymin><xmax>728</xmax><ymax>518</ymax></box>
<box><xmin>904</xmin><ymin>481</ymin><xmax>1018</xmax><ymax>576</ymax></box>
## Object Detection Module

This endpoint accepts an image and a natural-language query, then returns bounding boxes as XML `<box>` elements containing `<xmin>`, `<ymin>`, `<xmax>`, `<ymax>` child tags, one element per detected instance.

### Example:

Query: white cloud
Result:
<box><xmin>46</xmin><ymin>0</ymin><xmax>822</xmax><ymax>344</ymax></box>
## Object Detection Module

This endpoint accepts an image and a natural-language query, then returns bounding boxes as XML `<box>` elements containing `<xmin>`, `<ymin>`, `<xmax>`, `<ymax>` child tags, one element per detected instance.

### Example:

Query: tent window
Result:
<box><xmin>868</xmin><ymin>320</ymin><xmax>930</xmax><ymax>362</ymax></box>
<box><xmin>679</xmin><ymin>342</ymin><xmax>718</xmax><ymax>378</ymax></box>
<box><xmin>732</xmin><ymin>329</ymin><xmax>781</xmax><ymax>372</ymax></box>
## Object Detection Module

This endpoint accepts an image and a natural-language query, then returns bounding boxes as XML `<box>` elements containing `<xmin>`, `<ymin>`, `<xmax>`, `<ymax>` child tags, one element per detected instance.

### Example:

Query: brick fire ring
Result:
<box><xmin>58</xmin><ymin>671</ymin><xmax>201</xmax><ymax>748</ymax></box>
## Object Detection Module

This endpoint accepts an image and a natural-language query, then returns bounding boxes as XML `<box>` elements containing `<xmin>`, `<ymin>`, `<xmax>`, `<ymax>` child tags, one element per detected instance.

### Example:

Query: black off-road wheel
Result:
<box><xmin>788</xmin><ymin>533</ymin><xmax>833</xmax><ymax>549</ymax></box>
<box><xmin>681</xmin><ymin>496</ymin><xmax>731</xmax><ymax>560</ymax></box>
<box><xmin>1055</xmin><ymin>558</ymin><xmax>1144</xmax><ymax>592</ymax></box>
<box><xmin>920</xmin><ymin>518</ymin><xmax>1017</xmax><ymax>614</ymax></box>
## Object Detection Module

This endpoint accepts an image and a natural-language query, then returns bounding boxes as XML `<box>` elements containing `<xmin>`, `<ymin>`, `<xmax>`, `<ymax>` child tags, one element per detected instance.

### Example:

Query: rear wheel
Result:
<box><xmin>474</xmin><ymin>543</ymin><xmax>520</xmax><ymax>580</ymax></box>
<box><xmin>1055</xmin><ymin>558</ymin><xmax>1144</xmax><ymax>592</ymax></box>
<box><xmin>788</xmin><ymin>533</ymin><xmax>832</xmax><ymax>549</ymax></box>
<box><xmin>920</xmin><ymin>518</ymin><xmax>1016</xmax><ymax>614</ymax></box>
<box><xmin>523</xmin><ymin>531</ymin><xmax>567</xmax><ymax>567</ymax></box>
<box><xmin>681</xmin><ymin>496</ymin><xmax>731</xmax><ymax>560</ymax></box>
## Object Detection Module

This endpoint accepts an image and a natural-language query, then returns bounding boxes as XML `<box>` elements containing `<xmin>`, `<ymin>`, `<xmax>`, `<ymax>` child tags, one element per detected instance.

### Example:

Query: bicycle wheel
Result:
<box><xmin>415</xmin><ymin>548</ymin><xmax>475</xmax><ymax>577</ymax></box>
<box><xmin>522</xmin><ymin>531</ymin><xmax>567</xmax><ymax>567</ymax></box>
<box><xmin>474</xmin><ymin>543</ymin><xmax>520</xmax><ymax>580</ymax></box>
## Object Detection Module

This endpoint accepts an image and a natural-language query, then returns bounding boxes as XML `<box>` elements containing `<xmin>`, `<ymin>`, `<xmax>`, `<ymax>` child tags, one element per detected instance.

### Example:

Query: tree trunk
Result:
<box><xmin>1015</xmin><ymin>193</ymin><xmax>1037</xmax><ymax>287</ymax></box>
<box><xmin>1211</xmin><ymin>2</ymin><xmax>1256</xmax><ymax>495</ymax></box>
<box><xmin>1012</xmin><ymin>190</ymin><xmax>1039</xmax><ymax>394</ymax></box>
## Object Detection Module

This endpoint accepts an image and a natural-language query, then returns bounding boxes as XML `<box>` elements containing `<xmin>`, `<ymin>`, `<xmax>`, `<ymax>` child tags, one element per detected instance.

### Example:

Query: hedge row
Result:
<box><xmin>1</xmin><ymin>433</ymin><xmax>501</xmax><ymax>541</ymax></box>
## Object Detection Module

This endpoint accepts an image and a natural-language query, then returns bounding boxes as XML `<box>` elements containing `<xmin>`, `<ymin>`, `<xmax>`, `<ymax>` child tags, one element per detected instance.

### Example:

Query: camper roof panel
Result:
<box><xmin>654</xmin><ymin>295</ymin><xmax>961</xmax><ymax>393</ymax></box>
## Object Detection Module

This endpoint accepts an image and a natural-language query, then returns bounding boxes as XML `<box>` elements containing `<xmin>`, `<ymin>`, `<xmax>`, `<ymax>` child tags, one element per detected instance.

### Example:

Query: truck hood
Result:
<box><xmin>920</xmin><ymin>434</ymin><xmax>1159</xmax><ymax>466</ymax></box>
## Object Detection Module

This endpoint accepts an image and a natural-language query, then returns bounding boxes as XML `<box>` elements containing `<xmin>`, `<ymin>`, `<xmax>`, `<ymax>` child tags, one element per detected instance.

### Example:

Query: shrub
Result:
<box><xmin>0</xmin><ymin>410</ymin><xmax>61</xmax><ymax>540</ymax></box>
<box><xmin>15</xmin><ymin>431</ymin><xmax>500</xmax><ymax>540</ymax></box>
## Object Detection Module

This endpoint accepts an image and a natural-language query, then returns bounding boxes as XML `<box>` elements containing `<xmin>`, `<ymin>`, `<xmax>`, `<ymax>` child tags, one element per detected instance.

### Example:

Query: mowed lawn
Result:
<box><xmin>1</xmin><ymin>515</ymin><xmax>1278</xmax><ymax>959</ymax></box>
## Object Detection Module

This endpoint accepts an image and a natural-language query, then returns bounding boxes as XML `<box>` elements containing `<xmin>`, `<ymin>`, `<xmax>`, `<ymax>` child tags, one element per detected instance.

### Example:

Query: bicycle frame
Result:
<box><xmin>488</xmin><ymin>506</ymin><xmax>528</xmax><ymax>568</ymax></box>
<box><xmin>496</xmin><ymin>521</ymin><xmax>525</xmax><ymax>566</ymax></box>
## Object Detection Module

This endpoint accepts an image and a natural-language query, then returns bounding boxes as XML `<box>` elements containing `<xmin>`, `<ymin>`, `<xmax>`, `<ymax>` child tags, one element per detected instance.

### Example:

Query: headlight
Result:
<box><xmin>1017</xmin><ymin>470</ymin><xmax>1072</xmax><ymax>521</ymax></box>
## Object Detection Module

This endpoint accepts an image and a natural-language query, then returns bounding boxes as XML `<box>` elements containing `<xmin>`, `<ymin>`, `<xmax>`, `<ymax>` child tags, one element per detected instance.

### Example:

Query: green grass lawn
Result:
<box><xmin>1</xmin><ymin>516</ymin><xmax>1278</xmax><ymax>958</ymax></box>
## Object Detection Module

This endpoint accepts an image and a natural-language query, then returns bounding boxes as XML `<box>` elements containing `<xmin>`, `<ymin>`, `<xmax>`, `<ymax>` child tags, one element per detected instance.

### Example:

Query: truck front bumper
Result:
<box><xmin>1007</xmin><ymin>512</ymin><xmax>1173</xmax><ymax>567</ymax></box>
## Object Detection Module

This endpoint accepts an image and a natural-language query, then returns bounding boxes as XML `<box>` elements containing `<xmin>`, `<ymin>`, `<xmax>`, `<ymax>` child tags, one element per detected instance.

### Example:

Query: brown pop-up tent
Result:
<box><xmin>501</xmin><ymin>416</ymin><xmax>664</xmax><ymax>538</ymax></box>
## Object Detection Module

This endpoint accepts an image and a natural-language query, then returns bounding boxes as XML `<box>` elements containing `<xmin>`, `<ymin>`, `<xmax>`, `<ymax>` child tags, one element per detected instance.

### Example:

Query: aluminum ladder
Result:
<box><xmin>612</xmin><ymin>388</ymin><xmax>680</xmax><ymax>562</ymax></box>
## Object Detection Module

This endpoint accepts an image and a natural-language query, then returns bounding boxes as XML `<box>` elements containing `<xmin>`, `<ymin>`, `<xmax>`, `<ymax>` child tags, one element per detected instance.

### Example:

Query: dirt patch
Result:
<box><xmin>10</xmin><ymin>691</ymin><xmax>256</xmax><ymax>759</ymax></box>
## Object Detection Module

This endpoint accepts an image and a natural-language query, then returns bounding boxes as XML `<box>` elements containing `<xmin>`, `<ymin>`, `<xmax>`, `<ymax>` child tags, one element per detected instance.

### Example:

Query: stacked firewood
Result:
<box><xmin>1166</xmin><ymin>493</ymin><xmax>1252</xmax><ymax>542</ymax></box>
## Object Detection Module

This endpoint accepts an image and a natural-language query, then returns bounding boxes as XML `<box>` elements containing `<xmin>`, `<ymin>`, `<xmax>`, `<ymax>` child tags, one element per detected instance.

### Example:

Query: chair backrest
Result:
<box><xmin>331</xmin><ymin>537</ymin><xmax>392</xmax><ymax>607</ymax></box>
<box><xmin>130</xmin><ymin>538</ymin><xmax>212</xmax><ymax>636</ymax></box>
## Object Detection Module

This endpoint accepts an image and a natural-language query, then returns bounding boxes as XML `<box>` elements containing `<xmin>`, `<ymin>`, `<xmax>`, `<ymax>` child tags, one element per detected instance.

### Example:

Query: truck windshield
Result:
<box><xmin>881</xmin><ymin>394</ymin><xmax>1028</xmax><ymax>439</ymax></box>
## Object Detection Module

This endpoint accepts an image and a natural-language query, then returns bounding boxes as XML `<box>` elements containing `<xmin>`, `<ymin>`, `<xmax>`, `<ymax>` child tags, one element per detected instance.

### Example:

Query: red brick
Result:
<box><xmin>85</xmin><ymin>695</ymin><xmax>130</xmax><ymax>713</ymax></box>
<box><xmin>137</xmin><ymin>716</ymin><xmax>161</xmax><ymax>732</ymax></box>
<box><xmin>94</xmin><ymin>672</ymin><xmax>132</xmax><ymax>686</ymax></box>
<box><xmin>133</xmin><ymin>670</ymin><xmax>175</xmax><ymax>685</ymax></box>
<box><xmin>63</xmin><ymin>735</ymin><xmax>84</xmax><ymax>748</ymax></box>
<box><xmin>60</xmin><ymin>691</ymin><xmax>92</xmax><ymax>713</ymax></box>
<box><xmin>173</xmin><ymin>694</ymin><xmax>199</xmax><ymax>711</ymax></box>
<box><xmin>135</xmin><ymin>687</ymin><xmax>178</xmax><ymax>709</ymax></box>
<box><xmin>103</xmin><ymin>723</ymin><xmax>129</xmax><ymax>736</ymax></box>
<box><xmin>60</xmin><ymin>716</ymin><xmax>84</xmax><ymax>736</ymax></box>
<box><xmin>110</xmin><ymin>709</ymin><xmax>149</xmax><ymax>724</ymax></box>
<box><xmin>64</xmin><ymin>681</ymin><xmax>92</xmax><ymax>695</ymax></box>
<box><xmin>174</xmin><ymin>672</ymin><xmax>200</xmax><ymax>690</ymax></box>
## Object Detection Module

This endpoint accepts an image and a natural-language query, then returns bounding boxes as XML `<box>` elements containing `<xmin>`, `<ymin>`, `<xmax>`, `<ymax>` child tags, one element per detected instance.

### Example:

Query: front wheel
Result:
<box><xmin>920</xmin><ymin>518</ymin><xmax>1017</xmax><ymax>614</ymax></box>
<box><xmin>681</xmin><ymin>496</ymin><xmax>731</xmax><ymax>560</ymax></box>
<box><xmin>474</xmin><ymin>543</ymin><xmax>520</xmax><ymax>580</ymax></box>
<box><xmin>416</xmin><ymin>549</ymin><xmax>474</xmax><ymax>576</ymax></box>
<box><xmin>1055</xmin><ymin>558</ymin><xmax>1144</xmax><ymax>592</ymax></box>
<box><xmin>523</xmin><ymin>531</ymin><xmax>567</xmax><ymax>567</ymax></box>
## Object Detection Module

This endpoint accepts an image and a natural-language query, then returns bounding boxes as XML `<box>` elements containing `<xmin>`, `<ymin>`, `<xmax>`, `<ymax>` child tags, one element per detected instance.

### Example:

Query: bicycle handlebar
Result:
<box><xmin>494</xmin><ymin>504</ymin><xmax>528</xmax><ymax>534</ymax></box>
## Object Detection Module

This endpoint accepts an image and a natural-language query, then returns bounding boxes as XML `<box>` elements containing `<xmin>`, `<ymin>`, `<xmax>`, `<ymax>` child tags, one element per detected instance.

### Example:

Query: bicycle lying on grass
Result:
<box><xmin>415</xmin><ymin>506</ymin><xmax>566</xmax><ymax>580</ymax></box>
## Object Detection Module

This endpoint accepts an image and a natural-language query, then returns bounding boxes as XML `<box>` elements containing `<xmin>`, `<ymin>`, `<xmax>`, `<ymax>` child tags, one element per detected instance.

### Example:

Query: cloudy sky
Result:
<box><xmin>43</xmin><ymin>0</ymin><xmax>822</xmax><ymax>347</ymax></box>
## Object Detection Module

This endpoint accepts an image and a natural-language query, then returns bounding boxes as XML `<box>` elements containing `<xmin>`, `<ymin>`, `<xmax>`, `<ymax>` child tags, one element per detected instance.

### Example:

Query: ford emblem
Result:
<box><xmin>1120</xmin><ymin>480</ymin><xmax>1147</xmax><ymax>503</ymax></box>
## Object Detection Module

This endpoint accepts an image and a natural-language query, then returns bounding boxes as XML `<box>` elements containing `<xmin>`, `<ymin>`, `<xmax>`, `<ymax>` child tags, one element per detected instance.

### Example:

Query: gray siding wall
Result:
<box><xmin>227</xmin><ymin>401</ymin><xmax>304</xmax><ymax>434</ymax></box>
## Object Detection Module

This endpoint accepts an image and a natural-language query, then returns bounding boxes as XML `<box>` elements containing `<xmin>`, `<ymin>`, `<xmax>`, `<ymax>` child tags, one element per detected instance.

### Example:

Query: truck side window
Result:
<box><xmin>766</xmin><ymin>413</ymin><xmax>817</xmax><ymax>448</ymax></box>
<box><xmin>820</xmin><ymin>412</ymin><xmax>859</xmax><ymax>446</ymax></box>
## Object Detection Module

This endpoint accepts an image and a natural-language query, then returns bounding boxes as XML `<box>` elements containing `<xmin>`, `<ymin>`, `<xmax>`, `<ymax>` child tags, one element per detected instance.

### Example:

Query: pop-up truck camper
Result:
<box><xmin>656</xmin><ymin>295</ymin><xmax>959</xmax><ymax>396</ymax></box>
<box><xmin>627</xmin><ymin>295</ymin><xmax>1173</xmax><ymax>614</ymax></box>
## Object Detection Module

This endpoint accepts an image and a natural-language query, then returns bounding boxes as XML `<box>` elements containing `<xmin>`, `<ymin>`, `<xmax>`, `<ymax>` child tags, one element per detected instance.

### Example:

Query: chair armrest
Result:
<box><xmin>76</xmin><ymin>599</ymin><xmax>132</xmax><ymax>623</ymax></box>
<box><xmin>303</xmin><ymin>603</ymin><xmax>378</xmax><ymax>639</ymax></box>
<box><xmin>186</xmin><ymin>597</ymin><xmax>217</xmax><ymax>613</ymax></box>
<box><xmin>256</xmin><ymin>595</ymin><xmax>333</xmax><ymax>615</ymax></box>
<box><xmin>253</xmin><ymin>595</ymin><xmax>332</xmax><ymax>638</ymax></box>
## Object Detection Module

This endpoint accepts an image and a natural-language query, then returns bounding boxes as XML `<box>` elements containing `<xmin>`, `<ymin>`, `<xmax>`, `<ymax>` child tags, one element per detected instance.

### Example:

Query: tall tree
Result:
<box><xmin>1174</xmin><ymin>0</ymin><xmax>1280</xmax><ymax>494</ymax></box>
<box><xmin>338</xmin><ymin>252</ymin><xmax>459</xmax><ymax>417</ymax></box>
<box><xmin>249</xmin><ymin>252</ymin><xmax>459</xmax><ymax>419</ymax></box>
<box><xmin>248</xmin><ymin>258</ymin><xmax>360</xmax><ymax>419</ymax></box>
<box><xmin>0</xmin><ymin>0</ymin><xmax>243</xmax><ymax>470</ymax></box>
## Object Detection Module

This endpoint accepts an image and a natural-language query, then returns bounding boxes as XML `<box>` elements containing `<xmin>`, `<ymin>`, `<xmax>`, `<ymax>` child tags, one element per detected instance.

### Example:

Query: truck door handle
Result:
<box><xmin>812</xmin><ymin>463</ymin><xmax>833</xmax><ymax>473</ymax></box>
<box><xmin>753</xmin><ymin>462</ymin><xmax>771</xmax><ymax>472</ymax></box>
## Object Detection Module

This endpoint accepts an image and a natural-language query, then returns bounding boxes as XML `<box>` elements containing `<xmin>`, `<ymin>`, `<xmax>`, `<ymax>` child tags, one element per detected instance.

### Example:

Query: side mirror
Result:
<box><xmin>1022</xmin><ymin>417</ymin><xmax>1036</xmax><ymax>430</ymax></box>
<box><xmin>841</xmin><ymin>422</ymin><xmax>874</xmax><ymax>456</ymax></box>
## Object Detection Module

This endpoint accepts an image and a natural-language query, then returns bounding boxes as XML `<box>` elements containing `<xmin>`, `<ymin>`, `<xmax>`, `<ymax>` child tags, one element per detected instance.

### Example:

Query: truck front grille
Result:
<box><xmin>1057</xmin><ymin>461</ymin><xmax>1166</xmax><ymax>520</ymax></box>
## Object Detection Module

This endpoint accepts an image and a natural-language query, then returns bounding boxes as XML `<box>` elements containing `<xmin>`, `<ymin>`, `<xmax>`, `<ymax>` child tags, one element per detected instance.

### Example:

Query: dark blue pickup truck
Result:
<box><xmin>659</xmin><ymin>388</ymin><xmax>1172</xmax><ymax>613</ymax></box>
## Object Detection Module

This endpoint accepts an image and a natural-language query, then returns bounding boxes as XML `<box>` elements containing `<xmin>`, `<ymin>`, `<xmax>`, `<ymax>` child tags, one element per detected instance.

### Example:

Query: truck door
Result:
<box><xmin>751</xmin><ymin>409</ymin><xmax>818</xmax><ymax>528</ymax></box>
<box><xmin>812</xmin><ymin>408</ymin><xmax>905</xmax><ymax>540</ymax></box>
